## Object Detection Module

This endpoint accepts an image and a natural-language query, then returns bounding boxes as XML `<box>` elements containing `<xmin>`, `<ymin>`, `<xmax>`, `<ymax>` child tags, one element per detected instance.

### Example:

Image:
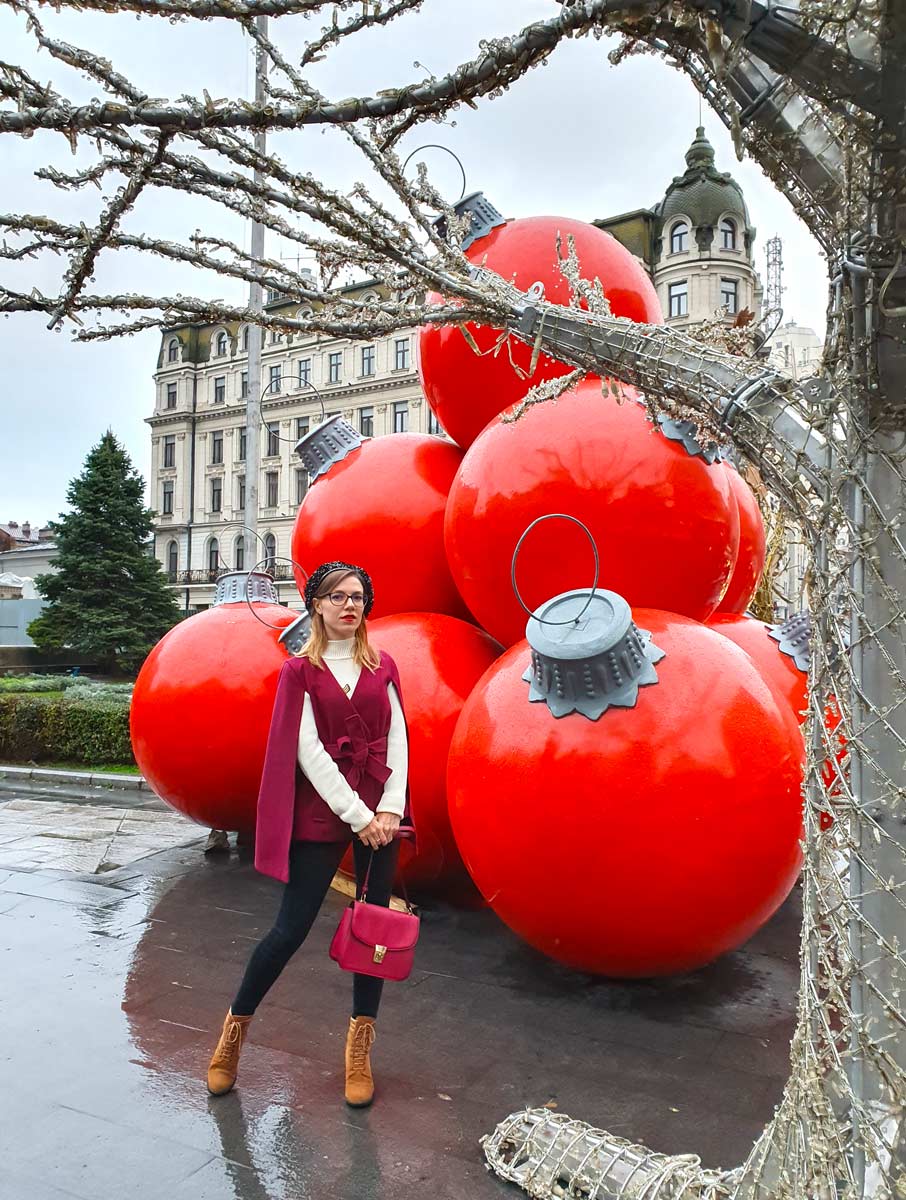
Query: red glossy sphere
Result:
<box><xmin>291</xmin><ymin>433</ymin><xmax>468</xmax><ymax>620</ymax></box>
<box><xmin>340</xmin><ymin>613</ymin><xmax>502</xmax><ymax>898</ymax></box>
<box><xmin>448</xmin><ymin>610</ymin><xmax>805</xmax><ymax>977</ymax></box>
<box><xmin>717</xmin><ymin>465</ymin><xmax>767</xmax><ymax>613</ymax></box>
<box><xmin>706</xmin><ymin>612</ymin><xmax>807</xmax><ymax>723</ymax></box>
<box><xmin>444</xmin><ymin>379</ymin><xmax>740</xmax><ymax>646</ymax></box>
<box><xmin>419</xmin><ymin>215</ymin><xmax>663</xmax><ymax>449</ymax></box>
<box><xmin>131</xmin><ymin>601</ymin><xmax>295</xmax><ymax>831</ymax></box>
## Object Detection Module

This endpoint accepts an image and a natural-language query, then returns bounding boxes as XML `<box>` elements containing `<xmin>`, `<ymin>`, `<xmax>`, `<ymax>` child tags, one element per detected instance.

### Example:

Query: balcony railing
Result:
<box><xmin>167</xmin><ymin>565</ymin><xmax>296</xmax><ymax>585</ymax></box>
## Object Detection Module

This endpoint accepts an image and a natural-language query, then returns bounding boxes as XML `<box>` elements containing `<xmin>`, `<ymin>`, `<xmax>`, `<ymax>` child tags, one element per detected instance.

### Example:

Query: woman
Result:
<box><xmin>207</xmin><ymin>560</ymin><xmax>414</xmax><ymax>1107</ymax></box>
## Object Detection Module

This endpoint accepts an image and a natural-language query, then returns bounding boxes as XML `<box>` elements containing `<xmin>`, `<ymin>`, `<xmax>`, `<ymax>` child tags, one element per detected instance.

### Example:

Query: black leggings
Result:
<box><xmin>232</xmin><ymin>838</ymin><xmax>401</xmax><ymax>1019</ymax></box>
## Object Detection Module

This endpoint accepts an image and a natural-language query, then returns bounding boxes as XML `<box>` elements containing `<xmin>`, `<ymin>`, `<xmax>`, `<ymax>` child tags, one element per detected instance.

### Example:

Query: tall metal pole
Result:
<box><xmin>244</xmin><ymin>14</ymin><xmax>267</xmax><ymax>568</ymax></box>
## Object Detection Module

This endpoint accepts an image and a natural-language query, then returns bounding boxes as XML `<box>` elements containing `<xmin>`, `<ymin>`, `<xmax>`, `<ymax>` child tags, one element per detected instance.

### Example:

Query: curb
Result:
<box><xmin>0</xmin><ymin>764</ymin><xmax>167</xmax><ymax>809</ymax></box>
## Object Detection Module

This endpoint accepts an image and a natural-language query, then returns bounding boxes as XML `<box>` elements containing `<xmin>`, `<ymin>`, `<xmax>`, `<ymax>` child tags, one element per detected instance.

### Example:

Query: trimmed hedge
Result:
<box><xmin>0</xmin><ymin>692</ymin><xmax>134</xmax><ymax>766</ymax></box>
<box><xmin>0</xmin><ymin>673</ymin><xmax>133</xmax><ymax>700</ymax></box>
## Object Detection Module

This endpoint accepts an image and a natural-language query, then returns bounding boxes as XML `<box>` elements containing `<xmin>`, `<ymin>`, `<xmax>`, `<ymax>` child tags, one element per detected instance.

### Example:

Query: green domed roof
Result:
<box><xmin>655</xmin><ymin>127</ymin><xmax>751</xmax><ymax>233</ymax></box>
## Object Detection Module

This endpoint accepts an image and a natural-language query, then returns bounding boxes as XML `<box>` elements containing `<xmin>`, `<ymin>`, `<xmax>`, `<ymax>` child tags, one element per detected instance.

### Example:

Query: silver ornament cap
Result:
<box><xmin>768</xmin><ymin>610</ymin><xmax>811</xmax><ymax>672</ymax></box>
<box><xmin>294</xmin><ymin>415</ymin><xmax>362</xmax><ymax>481</ymax></box>
<box><xmin>522</xmin><ymin>588</ymin><xmax>666</xmax><ymax>720</ymax></box>
<box><xmin>657</xmin><ymin>415</ymin><xmax>723</xmax><ymax>463</ymax></box>
<box><xmin>278</xmin><ymin>610</ymin><xmax>312</xmax><ymax>655</ymax></box>
<box><xmin>214</xmin><ymin>571</ymin><xmax>279</xmax><ymax>607</ymax></box>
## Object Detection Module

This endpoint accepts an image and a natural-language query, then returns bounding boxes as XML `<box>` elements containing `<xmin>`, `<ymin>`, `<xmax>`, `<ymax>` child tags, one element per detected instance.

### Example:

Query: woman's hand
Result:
<box><xmin>357</xmin><ymin>813</ymin><xmax>400</xmax><ymax>849</ymax></box>
<box><xmin>375</xmin><ymin>812</ymin><xmax>401</xmax><ymax>843</ymax></box>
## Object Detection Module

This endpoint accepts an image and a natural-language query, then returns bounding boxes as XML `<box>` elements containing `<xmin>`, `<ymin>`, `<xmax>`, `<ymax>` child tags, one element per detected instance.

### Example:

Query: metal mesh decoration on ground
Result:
<box><xmin>2</xmin><ymin>1</ymin><xmax>904</xmax><ymax>1195</ymax></box>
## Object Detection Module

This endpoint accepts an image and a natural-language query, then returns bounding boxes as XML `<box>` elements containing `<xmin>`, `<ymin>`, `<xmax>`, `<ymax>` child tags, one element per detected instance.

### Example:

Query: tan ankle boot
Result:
<box><xmin>345</xmin><ymin>1016</ymin><xmax>376</xmax><ymax>1107</ymax></box>
<box><xmin>207</xmin><ymin>1009</ymin><xmax>253</xmax><ymax>1096</ymax></box>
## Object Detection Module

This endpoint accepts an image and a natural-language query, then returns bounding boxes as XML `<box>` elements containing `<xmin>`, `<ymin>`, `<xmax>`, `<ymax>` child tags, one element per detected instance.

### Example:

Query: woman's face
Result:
<box><xmin>314</xmin><ymin>573</ymin><xmax>366</xmax><ymax>640</ymax></box>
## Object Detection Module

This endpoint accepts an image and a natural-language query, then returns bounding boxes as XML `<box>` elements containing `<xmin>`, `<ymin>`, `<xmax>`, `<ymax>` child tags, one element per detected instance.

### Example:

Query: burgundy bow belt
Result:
<box><xmin>325</xmin><ymin>733</ymin><xmax>391</xmax><ymax>789</ymax></box>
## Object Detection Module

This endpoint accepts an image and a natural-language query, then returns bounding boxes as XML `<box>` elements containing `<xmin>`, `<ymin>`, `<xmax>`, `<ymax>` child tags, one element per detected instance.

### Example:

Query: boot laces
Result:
<box><xmin>351</xmin><ymin>1022</ymin><xmax>375</xmax><ymax>1074</ymax></box>
<box><xmin>212</xmin><ymin>1017</ymin><xmax>244</xmax><ymax>1069</ymax></box>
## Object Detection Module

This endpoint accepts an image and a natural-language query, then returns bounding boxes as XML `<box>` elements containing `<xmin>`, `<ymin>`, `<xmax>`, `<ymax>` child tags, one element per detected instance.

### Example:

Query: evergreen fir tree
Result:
<box><xmin>28</xmin><ymin>431</ymin><xmax>181</xmax><ymax>674</ymax></box>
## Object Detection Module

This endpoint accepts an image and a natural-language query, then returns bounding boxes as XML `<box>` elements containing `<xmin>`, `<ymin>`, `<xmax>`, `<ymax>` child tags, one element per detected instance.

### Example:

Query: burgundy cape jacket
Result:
<box><xmin>255</xmin><ymin>651</ymin><xmax>414</xmax><ymax>883</ymax></box>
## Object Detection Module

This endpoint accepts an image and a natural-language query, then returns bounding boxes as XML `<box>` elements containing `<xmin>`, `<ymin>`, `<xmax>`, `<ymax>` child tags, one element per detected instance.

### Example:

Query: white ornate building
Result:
<box><xmin>149</xmin><ymin>284</ymin><xmax>440</xmax><ymax>612</ymax></box>
<box><xmin>596</xmin><ymin>126</ymin><xmax>763</xmax><ymax>328</ymax></box>
<box><xmin>769</xmin><ymin>319</ymin><xmax>824</xmax><ymax>380</ymax></box>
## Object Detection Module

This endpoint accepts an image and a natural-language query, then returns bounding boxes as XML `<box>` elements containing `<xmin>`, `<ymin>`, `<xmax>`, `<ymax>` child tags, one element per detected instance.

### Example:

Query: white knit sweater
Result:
<box><xmin>296</xmin><ymin>639</ymin><xmax>408</xmax><ymax>833</ymax></box>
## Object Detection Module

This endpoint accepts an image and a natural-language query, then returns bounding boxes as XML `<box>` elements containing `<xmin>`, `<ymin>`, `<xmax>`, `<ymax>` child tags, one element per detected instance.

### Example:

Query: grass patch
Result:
<box><xmin>21</xmin><ymin>760</ymin><xmax>142</xmax><ymax>776</ymax></box>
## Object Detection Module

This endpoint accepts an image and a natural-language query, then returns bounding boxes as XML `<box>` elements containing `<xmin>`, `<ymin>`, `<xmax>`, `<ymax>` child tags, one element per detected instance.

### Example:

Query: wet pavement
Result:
<box><xmin>0</xmin><ymin>790</ymin><xmax>801</xmax><ymax>1200</ymax></box>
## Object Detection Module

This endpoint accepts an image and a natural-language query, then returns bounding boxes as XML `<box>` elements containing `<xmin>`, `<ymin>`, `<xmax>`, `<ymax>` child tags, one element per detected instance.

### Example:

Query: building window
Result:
<box><xmin>215</xmin><ymin>331</ymin><xmax>228</xmax><ymax>357</ymax></box>
<box><xmin>393</xmin><ymin>401</ymin><xmax>408</xmax><ymax>433</ymax></box>
<box><xmin>214</xmin><ymin>376</ymin><xmax>226</xmax><ymax>405</ymax></box>
<box><xmin>360</xmin><ymin>345</ymin><xmax>375</xmax><ymax>377</ymax></box>
<box><xmin>166</xmin><ymin>383</ymin><xmax>177</xmax><ymax>409</ymax></box>
<box><xmin>298</xmin><ymin>358</ymin><xmax>311</xmax><ymax>387</ymax></box>
<box><xmin>670</xmin><ymin>221</ymin><xmax>689</xmax><ymax>254</ymax></box>
<box><xmin>328</xmin><ymin>352</ymin><xmax>342</xmax><ymax>383</ymax></box>
<box><xmin>238</xmin><ymin>427</ymin><xmax>247</xmax><ymax>461</ymax></box>
<box><xmin>296</xmin><ymin>468</ymin><xmax>308</xmax><ymax>506</ymax></box>
<box><xmin>240</xmin><ymin>371</ymin><xmax>248</xmax><ymax>399</ymax></box>
<box><xmin>269</xmin><ymin>364</ymin><xmax>282</xmax><ymax>394</ymax></box>
<box><xmin>266</xmin><ymin>422</ymin><xmax>280</xmax><ymax>457</ymax></box>
<box><xmin>720</xmin><ymin>218</ymin><xmax>737</xmax><ymax>250</ymax></box>
<box><xmin>162</xmin><ymin>435</ymin><xmax>176</xmax><ymax>469</ymax></box>
<box><xmin>210</xmin><ymin>477</ymin><xmax>222</xmax><ymax>512</ymax></box>
<box><xmin>235</xmin><ymin>536</ymin><xmax>245</xmax><ymax>570</ymax></box>
<box><xmin>265</xmin><ymin>471</ymin><xmax>278</xmax><ymax>507</ymax></box>
<box><xmin>208</xmin><ymin>539</ymin><xmax>219</xmax><ymax>573</ymax></box>
<box><xmin>668</xmin><ymin>281</ymin><xmax>688</xmax><ymax>318</ymax></box>
<box><xmin>241</xmin><ymin>326</ymin><xmax>249</xmax><ymax>352</ymax></box>
<box><xmin>167</xmin><ymin>338</ymin><xmax>179</xmax><ymax>363</ymax></box>
<box><xmin>264</xmin><ymin>532</ymin><xmax>277</xmax><ymax>572</ymax></box>
<box><xmin>266</xmin><ymin>287</ymin><xmax>283</xmax><ymax>303</ymax></box>
<box><xmin>211</xmin><ymin>429</ymin><xmax>223</xmax><ymax>465</ymax></box>
<box><xmin>428</xmin><ymin>409</ymin><xmax>443</xmax><ymax>436</ymax></box>
<box><xmin>237</xmin><ymin>476</ymin><xmax>246</xmax><ymax>511</ymax></box>
<box><xmin>167</xmin><ymin>540</ymin><xmax>178</xmax><ymax>578</ymax></box>
<box><xmin>394</xmin><ymin>338</ymin><xmax>410</xmax><ymax>371</ymax></box>
<box><xmin>359</xmin><ymin>406</ymin><xmax>374</xmax><ymax>437</ymax></box>
<box><xmin>162</xmin><ymin>480</ymin><xmax>174</xmax><ymax>515</ymax></box>
<box><xmin>296</xmin><ymin>417</ymin><xmax>310</xmax><ymax>442</ymax></box>
<box><xmin>270</xmin><ymin>329</ymin><xmax>283</xmax><ymax>345</ymax></box>
<box><xmin>720</xmin><ymin>278</ymin><xmax>739</xmax><ymax>314</ymax></box>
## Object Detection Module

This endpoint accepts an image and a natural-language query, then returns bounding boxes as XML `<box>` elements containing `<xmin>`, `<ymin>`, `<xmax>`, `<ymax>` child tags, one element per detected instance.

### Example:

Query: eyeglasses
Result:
<box><xmin>324</xmin><ymin>591</ymin><xmax>366</xmax><ymax>607</ymax></box>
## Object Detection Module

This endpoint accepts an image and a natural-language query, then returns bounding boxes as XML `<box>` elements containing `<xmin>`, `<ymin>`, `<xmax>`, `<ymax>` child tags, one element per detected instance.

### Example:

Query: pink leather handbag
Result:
<box><xmin>329</xmin><ymin>848</ymin><xmax>420</xmax><ymax>981</ymax></box>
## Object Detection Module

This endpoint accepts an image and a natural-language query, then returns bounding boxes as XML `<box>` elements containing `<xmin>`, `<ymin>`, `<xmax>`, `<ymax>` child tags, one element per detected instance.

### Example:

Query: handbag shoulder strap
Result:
<box><xmin>358</xmin><ymin>845</ymin><xmax>413</xmax><ymax>913</ymax></box>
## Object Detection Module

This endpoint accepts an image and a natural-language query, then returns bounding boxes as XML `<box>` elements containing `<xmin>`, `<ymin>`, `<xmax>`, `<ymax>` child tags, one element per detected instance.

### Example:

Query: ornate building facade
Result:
<box><xmin>596</xmin><ymin>126</ymin><xmax>763</xmax><ymax>327</ymax></box>
<box><xmin>149</xmin><ymin>284</ymin><xmax>440</xmax><ymax>611</ymax></box>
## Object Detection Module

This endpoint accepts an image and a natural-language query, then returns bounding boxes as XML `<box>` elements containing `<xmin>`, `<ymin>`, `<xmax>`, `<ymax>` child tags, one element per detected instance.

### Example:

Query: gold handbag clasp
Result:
<box><xmin>373</xmin><ymin>945</ymin><xmax>387</xmax><ymax>964</ymax></box>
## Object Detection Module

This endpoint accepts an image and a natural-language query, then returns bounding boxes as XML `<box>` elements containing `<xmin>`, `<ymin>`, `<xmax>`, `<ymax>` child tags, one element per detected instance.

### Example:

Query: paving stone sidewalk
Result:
<box><xmin>0</xmin><ymin>790</ymin><xmax>802</xmax><ymax>1200</ymax></box>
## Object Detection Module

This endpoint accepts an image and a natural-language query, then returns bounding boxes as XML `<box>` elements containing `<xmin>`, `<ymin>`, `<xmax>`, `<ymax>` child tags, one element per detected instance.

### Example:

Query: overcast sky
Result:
<box><xmin>0</xmin><ymin>0</ymin><xmax>828</xmax><ymax>528</ymax></box>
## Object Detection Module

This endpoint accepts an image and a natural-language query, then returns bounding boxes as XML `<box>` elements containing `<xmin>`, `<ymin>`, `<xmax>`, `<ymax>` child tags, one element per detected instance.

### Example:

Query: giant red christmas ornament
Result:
<box><xmin>131</xmin><ymin>573</ymin><xmax>299</xmax><ymax>831</ymax></box>
<box><xmin>341</xmin><ymin>612</ymin><xmax>502</xmax><ymax>898</ymax></box>
<box><xmin>444</xmin><ymin>379</ymin><xmax>740</xmax><ymax>645</ymax></box>
<box><xmin>718</xmin><ymin>464</ymin><xmax>767</xmax><ymax>613</ymax></box>
<box><xmin>448</xmin><ymin>585</ymin><xmax>805</xmax><ymax>977</ymax></box>
<box><xmin>706</xmin><ymin>611</ymin><xmax>808</xmax><ymax>723</ymax></box>
<box><xmin>419</xmin><ymin>204</ymin><xmax>663</xmax><ymax>448</ymax></box>
<box><xmin>291</xmin><ymin>424</ymin><xmax>467</xmax><ymax>620</ymax></box>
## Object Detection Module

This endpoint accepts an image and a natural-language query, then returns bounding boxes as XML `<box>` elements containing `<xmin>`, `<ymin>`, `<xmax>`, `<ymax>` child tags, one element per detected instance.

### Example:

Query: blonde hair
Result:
<box><xmin>296</xmin><ymin>568</ymin><xmax>380</xmax><ymax>672</ymax></box>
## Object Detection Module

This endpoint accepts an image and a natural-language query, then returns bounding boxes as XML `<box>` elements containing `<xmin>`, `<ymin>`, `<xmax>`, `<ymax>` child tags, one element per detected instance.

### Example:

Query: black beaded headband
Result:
<box><xmin>304</xmin><ymin>561</ymin><xmax>375</xmax><ymax>618</ymax></box>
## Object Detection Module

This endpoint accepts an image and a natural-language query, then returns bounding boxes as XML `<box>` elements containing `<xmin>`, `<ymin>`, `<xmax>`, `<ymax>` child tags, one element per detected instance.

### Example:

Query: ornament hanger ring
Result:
<box><xmin>214</xmin><ymin>522</ymin><xmax>269</xmax><ymax>573</ymax></box>
<box><xmin>259</xmin><ymin>375</ymin><xmax>328</xmax><ymax>444</ymax></box>
<box><xmin>244</xmin><ymin>555</ymin><xmax>310</xmax><ymax>630</ymax></box>
<box><xmin>401</xmin><ymin>144</ymin><xmax>467</xmax><ymax>204</ymax></box>
<box><xmin>511</xmin><ymin>514</ymin><xmax>601</xmax><ymax>627</ymax></box>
